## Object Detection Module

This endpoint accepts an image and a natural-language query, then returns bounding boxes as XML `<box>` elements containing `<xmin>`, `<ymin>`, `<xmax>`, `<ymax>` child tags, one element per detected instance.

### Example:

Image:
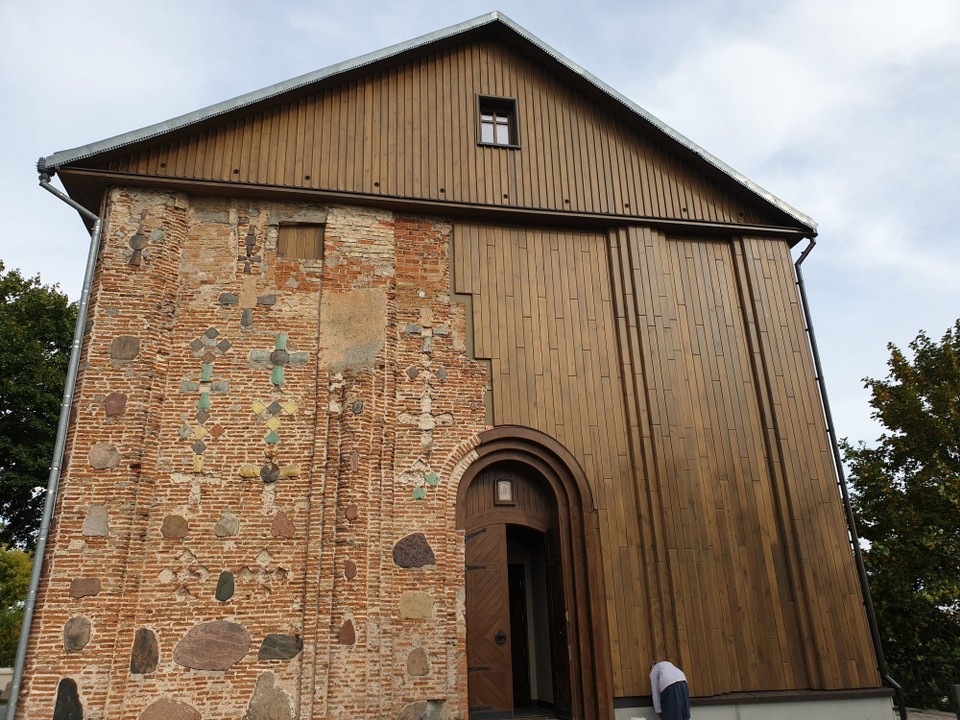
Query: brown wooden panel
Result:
<box><xmin>465</xmin><ymin>523</ymin><xmax>512</xmax><ymax>716</ymax></box>
<box><xmin>277</xmin><ymin>224</ymin><xmax>324</xmax><ymax>260</ymax></box>
<box><xmin>89</xmin><ymin>38</ymin><xmax>796</xmax><ymax>229</ymax></box>
<box><xmin>455</xmin><ymin>223</ymin><xmax>643</xmax><ymax>698</ymax></box>
<box><xmin>737</xmin><ymin>237</ymin><xmax>878</xmax><ymax>689</ymax></box>
<box><xmin>454</xmin><ymin>222</ymin><xmax>879</xmax><ymax>699</ymax></box>
<box><xmin>463</xmin><ymin>464</ymin><xmax>555</xmax><ymax>530</ymax></box>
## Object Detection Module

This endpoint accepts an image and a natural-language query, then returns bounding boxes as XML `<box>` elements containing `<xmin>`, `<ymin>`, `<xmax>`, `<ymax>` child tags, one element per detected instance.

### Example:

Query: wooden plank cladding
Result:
<box><xmin>453</xmin><ymin>223</ymin><xmax>878</xmax><ymax>699</ymax></box>
<box><xmin>94</xmin><ymin>38</ymin><xmax>777</xmax><ymax>228</ymax></box>
<box><xmin>277</xmin><ymin>223</ymin><xmax>324</xmax><ymax>260</ymax></box>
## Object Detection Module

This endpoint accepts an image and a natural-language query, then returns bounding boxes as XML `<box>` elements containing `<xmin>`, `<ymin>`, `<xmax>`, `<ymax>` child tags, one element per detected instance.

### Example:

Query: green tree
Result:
<box><xmin>843</xmin><ymin>319</ymin><xmax>960</xmax><ymax>710</ymax></box>
<box><xmin>0</xmin><ymin>545</ymin><xmax>32</xmax><ymax>665</ymax></box>
<box><xmin>0</xmin><ymin>262</ymin><xmax>77</xmax><ymax>550</ymax></box>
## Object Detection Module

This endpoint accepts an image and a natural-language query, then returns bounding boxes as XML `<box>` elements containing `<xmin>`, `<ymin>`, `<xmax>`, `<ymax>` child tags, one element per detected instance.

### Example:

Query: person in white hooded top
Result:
<box><xmin>649</xmin><ymin>660</ymin><xmax>691</xmax><ymax>720</ymax></box>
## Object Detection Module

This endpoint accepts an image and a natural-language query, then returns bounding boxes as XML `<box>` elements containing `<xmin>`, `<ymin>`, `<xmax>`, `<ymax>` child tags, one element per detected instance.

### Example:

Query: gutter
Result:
<box><xmin>793</xmin><ymin>239</ymin><xmax>907</xmax><ymax>720</ymax></box>
<box><xmin>4</xmin><ymin>172</ymin><xmax>104</xmax><ymax>720</ymax></box>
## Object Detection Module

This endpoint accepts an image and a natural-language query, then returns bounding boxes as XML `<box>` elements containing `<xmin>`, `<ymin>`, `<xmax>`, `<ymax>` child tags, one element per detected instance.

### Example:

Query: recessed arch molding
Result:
<box><xmin>456</xmin><ymin>424</ymin><xmax>614</xmax><ymax>720</ymax></box>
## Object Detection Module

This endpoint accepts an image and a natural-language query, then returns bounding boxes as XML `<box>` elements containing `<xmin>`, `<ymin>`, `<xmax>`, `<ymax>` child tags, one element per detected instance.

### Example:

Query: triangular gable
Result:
<box><xmin>40</xmin><ymin>12</ymin><xmax>815</xmax><ymax>235</ymax></box>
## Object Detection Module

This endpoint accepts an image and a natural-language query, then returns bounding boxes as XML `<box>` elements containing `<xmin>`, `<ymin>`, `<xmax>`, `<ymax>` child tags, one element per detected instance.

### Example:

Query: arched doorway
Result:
<box><xmin>455</xmin><ymin>427</ymin><xmax>612</xmax><ymax>720</ymax></box>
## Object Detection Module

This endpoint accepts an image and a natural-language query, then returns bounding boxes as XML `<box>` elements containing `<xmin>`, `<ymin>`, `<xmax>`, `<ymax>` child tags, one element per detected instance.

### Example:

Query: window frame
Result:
<box><xmin>476</xmin><ymin>95</ymin><xmax>520</xmax><ymax>149</ymax></box>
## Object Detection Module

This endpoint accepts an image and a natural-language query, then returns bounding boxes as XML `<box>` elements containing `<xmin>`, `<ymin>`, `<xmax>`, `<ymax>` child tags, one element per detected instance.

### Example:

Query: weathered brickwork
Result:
<box><xmin>18</xmin><ymin>189</ymin><xmax>488</xmax><ymax>719</ymax></box>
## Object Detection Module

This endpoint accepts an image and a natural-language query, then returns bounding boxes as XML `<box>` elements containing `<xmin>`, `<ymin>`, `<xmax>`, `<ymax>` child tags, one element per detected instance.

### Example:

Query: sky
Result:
<box><xmin>1</xmin><ymin>0</ymin><xmax>957</xmax><ymax>451</ymax></box>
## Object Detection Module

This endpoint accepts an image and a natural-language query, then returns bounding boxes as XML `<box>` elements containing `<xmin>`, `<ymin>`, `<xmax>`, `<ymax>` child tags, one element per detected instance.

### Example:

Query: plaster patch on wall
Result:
<box><xmin>318</xmin><ymin>288</ymin><xmax>387</xmax><ymax>371</ymax></box>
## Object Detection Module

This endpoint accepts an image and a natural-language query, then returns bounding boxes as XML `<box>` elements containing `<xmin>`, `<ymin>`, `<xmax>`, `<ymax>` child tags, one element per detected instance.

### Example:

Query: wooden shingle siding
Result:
<box><xmin>453</xmin><ymin>223</ymin><xmax>878</xmax><ymax>698</ymax></box>
<box><xmin>96</xmin><ymin>39</ymin><xmax>773</xmax><ymax>227</ymax></box>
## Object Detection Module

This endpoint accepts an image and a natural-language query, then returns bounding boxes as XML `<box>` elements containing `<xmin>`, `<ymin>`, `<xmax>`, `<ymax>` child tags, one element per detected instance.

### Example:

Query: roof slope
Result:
<box><xmin>39</xmin><ymin>11</ymin><xmax>815</xmax><ymax>234</ymax></box>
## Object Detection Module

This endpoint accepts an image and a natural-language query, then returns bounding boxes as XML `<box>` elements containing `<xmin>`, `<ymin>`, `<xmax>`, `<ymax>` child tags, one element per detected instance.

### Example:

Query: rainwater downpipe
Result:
<box><xmin>4</xmin><ymin>172</ymin><xmax>104</xmax><ymax>720</ymax></box>
<box><xmin>794</xmin><ymin>238</ymin><xmax>907</xmax><ymax>720</ymax></box>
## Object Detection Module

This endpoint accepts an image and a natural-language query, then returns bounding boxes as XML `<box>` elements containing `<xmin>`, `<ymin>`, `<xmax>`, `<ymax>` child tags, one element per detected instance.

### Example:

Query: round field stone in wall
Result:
<box><xmin>246</xmin><ymin>672</ymin><xmax>294</xmax><ymax>720</ymax></box>
<box><xmin>407</xmin><ymin>647</ymin><xmax>429</xmax><ymax>676</ymax></box>
<box><xmin>63</xmin><ymin>616</ymin><xmax>91</xmax><ymax>652</ymax></box>
<box><xmin>271</xmin><ymin>511</ymin><xmax>295</xmax><ymax>538</ymax></box>
<box><xmin>214</xmin><ymin>512</ymin><xmax>239</xmax><ymax>537</ymax></box>
<box><xmin>82</xmin><ymin>505</ymin><xmax>110</xmax><ymax>536</ymax></box>
<box><xmin>69</xmin><ymin>577</ymin><xmax>101</xmax><ymax>598</ymax></box>
<box><xmin>53</xmin><ymin>677</ymin><xmax>83</xmax><ymax>720</ymax></box>
<box><xmin>215</xmin><ymin>571</ymin><xmax>235</xmax><ymax>601</ymax></box>
<box><xmin>344</xmin><ymin>560</ymin><xmax>357</xmax><ymax>580</ymax></box>
<box><xmin>128</xmin><ymin>232</ymin><xmax>149</xmax><ymax>250</ymax></box>
<box><xmin>130</xmin><ymin>627</ymin><xmax>159</xmax><ymax>674</ymax></box>
<box><xmin>260</xmin><ymin>461</ymin><xmax>280</xmax><ymax>483</ymax></box>
<box><xmin>257</xmin><ymin>633</ymin><xmax>303</xmax><ymax>660</ymax></box>
<box><xmin>338</xmin><ymin>619</ymin><xmax>355</xmax><ymax>646</ymax></box>
<box><xmin>398</xmin><ymin>702</ymin><xmax>427</xmax><ymax>720</ymax></box>
<box><xmin>110</xmin><ymin>335</ymin><xmax>141</xmax><ymax>360</ymax></box>
<box><xmin>392</xmin><ymin>533</ymin><xmax>436</xmax><ymax>568</ymax></box>
<box><xmin>398</xmin><ymin>701</ymin><xmax>445</xmax><ymax>720</ymax></box>
<box><xmin>161</xmin><ymin>514</ymin><xmax>189</xmax><ymax>539</ymax></box>
<box><xmin>138</xmin><ymin>698</ymin><xmax>202</xmax><ymax>720</ymax></box>
<box><xmin>174</xmin><ymin>620</ymin><xmax>250</xmax><ymax>670</ymax></box>
<box><xmin>345</xmin><ymin>504</ymin><xmax>359</xmax><ymax>522</ymax></box>
<box><xmin>103</xmin><ymin>392</ymin><xmax>127</xmax><ymax>417</ymax></box>
<box><xmin>88</xmin><ymin>443</ymin><xmax>121</xmax><ymax>470</ymax></box>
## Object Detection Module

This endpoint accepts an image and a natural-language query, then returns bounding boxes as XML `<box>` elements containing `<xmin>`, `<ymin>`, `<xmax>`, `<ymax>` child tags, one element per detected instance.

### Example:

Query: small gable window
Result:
<box><xmin>478</xmin><ymin>96</ymin><xmax>519</xmax><ymax>147</ymax></box>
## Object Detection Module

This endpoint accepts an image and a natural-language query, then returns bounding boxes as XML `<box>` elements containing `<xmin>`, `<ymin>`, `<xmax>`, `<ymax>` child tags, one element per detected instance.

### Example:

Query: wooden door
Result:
<box><xmin>465</xmin><ymin>523</ymin><xmax>512</xmax><ymax>718</ymax></box>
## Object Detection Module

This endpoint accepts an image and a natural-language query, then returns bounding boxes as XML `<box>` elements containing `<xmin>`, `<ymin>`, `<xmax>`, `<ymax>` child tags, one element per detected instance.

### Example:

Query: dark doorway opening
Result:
<box><xmin>507</xmin><ymin>525</ymin><xmax>557</xmax><ymax>717</ymax></box>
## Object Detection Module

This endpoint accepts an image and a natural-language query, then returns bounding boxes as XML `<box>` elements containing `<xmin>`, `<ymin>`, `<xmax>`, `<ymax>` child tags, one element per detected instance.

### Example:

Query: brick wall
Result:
<box><xmin>18</xmin><ymin>189</ymin><xmax>488</xmax><ymax>719</ymax></box>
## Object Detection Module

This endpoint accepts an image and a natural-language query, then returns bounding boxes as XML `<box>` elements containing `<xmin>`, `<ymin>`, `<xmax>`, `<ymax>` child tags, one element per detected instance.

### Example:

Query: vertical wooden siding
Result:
<box><xmin>453</xmin><ymin>223</ymin><xmax>879</xmax><ymax>698</ymax></box>
<box><xmin>99</xmin><ymin>39</ymin><xmax>772</xmax><ymax>226</ymax></box>
<box><xmin>454</xmin><ymin>223</ymin><xmax>643</xmax><ymax>694</ymax></box>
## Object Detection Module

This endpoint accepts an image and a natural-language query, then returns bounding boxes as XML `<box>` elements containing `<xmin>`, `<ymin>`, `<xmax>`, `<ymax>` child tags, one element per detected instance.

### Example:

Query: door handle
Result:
<box><xmin>494</xmin><ymin>630</ymin><xmax>507</xmax><ymax>645</ymax></box>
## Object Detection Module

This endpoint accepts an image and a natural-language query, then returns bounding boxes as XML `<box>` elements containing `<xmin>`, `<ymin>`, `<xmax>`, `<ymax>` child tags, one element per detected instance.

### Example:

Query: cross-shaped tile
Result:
<box><xmin>397</xmin><ymin>392</ymin><xmax>453</xmax><ymax>450</ymax></box>
<box><xmin>181</xmin><ymin>327</ymin><xmax>232</xmax><ymax>472</ymax></box>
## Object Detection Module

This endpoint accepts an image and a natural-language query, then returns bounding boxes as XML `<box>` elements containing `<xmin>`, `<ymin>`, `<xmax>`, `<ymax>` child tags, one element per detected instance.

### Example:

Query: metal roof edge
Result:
<box><xmin>38</xmin><ymin>11</ymin><xmax>504</xmax><ymax>172</ymax></box>
<box><xmin>38</xmin><ymin>9</ymin><xmax>816</xmax><ymax>232</ymax></box>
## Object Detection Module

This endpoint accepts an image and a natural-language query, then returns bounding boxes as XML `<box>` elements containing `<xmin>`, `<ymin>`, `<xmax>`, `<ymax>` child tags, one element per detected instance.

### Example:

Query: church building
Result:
<box><xmin>14</xmin><ymin>11</ymin><xmax>895</xmax><ymax>720</ymax></box>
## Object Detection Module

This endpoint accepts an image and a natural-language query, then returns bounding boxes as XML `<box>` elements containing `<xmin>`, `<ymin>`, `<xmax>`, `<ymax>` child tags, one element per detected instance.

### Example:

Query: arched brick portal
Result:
<box><xmin>455</xmin><ymin>426</ymin><xmax>613</xmax><ymax>720</ymax></box>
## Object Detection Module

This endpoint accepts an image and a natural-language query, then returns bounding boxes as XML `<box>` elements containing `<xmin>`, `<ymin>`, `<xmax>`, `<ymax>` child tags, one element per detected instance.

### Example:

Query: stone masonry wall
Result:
<box><xmin>18</xmin><ymin>188</ymin><xmax>488</xmax><ymax>719</ymax></box>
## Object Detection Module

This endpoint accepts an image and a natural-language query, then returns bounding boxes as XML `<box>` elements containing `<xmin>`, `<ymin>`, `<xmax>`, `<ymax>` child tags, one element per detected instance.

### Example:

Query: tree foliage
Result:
<box><xmin>0</xmin><ymin>545</ymin><xmax>32</xmax><ymax>666</ymax></box>
<box><xmin>0</xmin><ymin>262</ymin><xmax>77</xmax><ymax>550</ymax></box>
<box><xmin>843</xmin><ymin>319</ymin><xmax>960</xmax><ymax>710</ymax></box>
